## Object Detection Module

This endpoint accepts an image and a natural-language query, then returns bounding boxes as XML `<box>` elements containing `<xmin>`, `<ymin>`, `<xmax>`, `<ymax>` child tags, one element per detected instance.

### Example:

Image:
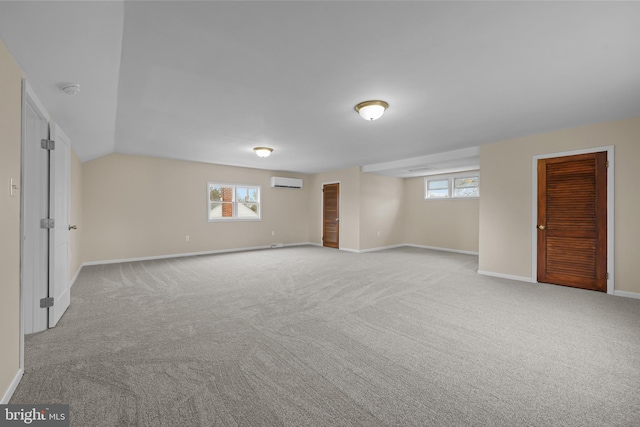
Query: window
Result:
<box><xmin>208</xmin><ymin>183</ymin><xmax>261</xmax><ymax>221</ymax></box>
<box><xmin>427</xmin><ymin>179</ymin><xmax>450</xmax><ymax>198</ymax></box>
<box><xmin>425</xmin><ymin>173</ymin><xmax>479</xmax><ymax>199</ymax></box>
<box><xmin>453</xmin><ymin>176</ymin><xmax>479</xmax><ymax>197</ymax></box>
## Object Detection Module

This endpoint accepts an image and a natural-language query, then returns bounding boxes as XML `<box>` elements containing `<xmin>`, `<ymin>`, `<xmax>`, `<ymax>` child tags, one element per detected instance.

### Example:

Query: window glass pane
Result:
<box><xmin>209</xmin><ymin>186</ymin><xmax>222</xmax><ymax>201</ymax></box>
<box><xmin>209</xmin><ymin>202</ymin><xmax>233</xmax><ymax>219</ymax></box>
<box><xmin>238</xmin><ymin>202</ymin><xmax>259</xmax><ymax>218</ymax></box>
<box><xmin>236</xmin><ymin>187</ymin><xmax>259</xmax><ymax>203</ymax></box>
<box><xmin>426</xmin><ymin>179</ymin><xmax>449</xmax><ymax>198</ymax></box>
<box><xmin>427</xmin><ymin>189</ymin><xmax>449</xmax><ymax>198</ymax></box>
<box><xmin>248</xmin><ymin>188</ymin><xmax>258</xmax><ymax>202</ymax></box>
<box><xmin>236</xmin><ymin>187</ymin><xmax>248</xmax><ymax>202</ymax></box>
<box><xmin>453</xmin><ymin>177</ymin><xmax>479</xmax><ymax>197</ymax></box>
<box><xmin>210</xmin><ymin>186</ymin><xmax>234</xmax><ymax>201</ymax></box>
<box><xmin>428</xmin><ymin>180</ymin><xmax>448</xmax><ymax>190</ymax></box>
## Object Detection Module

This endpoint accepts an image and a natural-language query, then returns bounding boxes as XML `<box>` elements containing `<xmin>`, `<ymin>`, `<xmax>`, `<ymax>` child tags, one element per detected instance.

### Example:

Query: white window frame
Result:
<box><xmin>424</xmin><ymin>172</ymin><xmax>480</xmax><ymax>200</ymax></box>
<box><xmin>207</xmin><ymin>182</ymin><xmax>262</xmax><ymax>222</ymax></box>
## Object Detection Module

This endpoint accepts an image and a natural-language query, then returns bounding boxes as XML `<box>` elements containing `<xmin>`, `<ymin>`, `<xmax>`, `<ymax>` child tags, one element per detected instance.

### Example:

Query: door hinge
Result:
<box><xmin>41</xmin><ymin>139</ymin><xmax>55</xmax><ymax>150</ymax></box>
<box><xmin>606</xmin><ymin>161</ymin><xmax>609</xmax><ymax>168</ymax></box>
<box><xmin>40</xmin><ymin>218</ymin><xmax>55</xmax><ymax>229</ymax></box>
<box><xmin>40</xmin><ymin>297</ymin><xmax>54</xmax><ymax>308</ymax></box>
<box><xmin>606</xmin><ymin>272</ymin><xmax>609</xmax><ymax>280</ymax></box>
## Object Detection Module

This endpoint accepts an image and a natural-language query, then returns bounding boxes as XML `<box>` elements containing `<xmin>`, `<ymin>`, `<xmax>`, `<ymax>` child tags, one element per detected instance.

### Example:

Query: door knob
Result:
<box><xmin>537</xmin><ymin>225</ymin><xmax>545</xmax><ymax>230</ymax></box>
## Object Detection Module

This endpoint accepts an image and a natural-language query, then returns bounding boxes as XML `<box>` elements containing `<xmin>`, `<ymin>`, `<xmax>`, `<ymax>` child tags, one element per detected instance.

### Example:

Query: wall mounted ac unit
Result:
<box><xmin>270</xmin><ymin>176</ymin><xmax>303</xmax><ymax>189</ymax></box>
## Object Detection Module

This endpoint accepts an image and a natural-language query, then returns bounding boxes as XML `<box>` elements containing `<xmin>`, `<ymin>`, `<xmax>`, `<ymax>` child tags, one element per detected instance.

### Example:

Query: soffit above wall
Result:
<box><xmin>362</xmin><ymin>147</ymin><xmax>480</xmax><ymax>178</ymax></box>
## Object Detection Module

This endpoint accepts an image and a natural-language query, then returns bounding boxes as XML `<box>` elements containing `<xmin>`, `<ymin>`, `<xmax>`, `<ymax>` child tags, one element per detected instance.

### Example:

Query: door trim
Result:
<box><xmin>531</xmin><ymin>146</ymin><xmax>615</xmax><ymax>294</ymax></box>
<box><xmin>320</xmin><ymin>181</ymin><xmax>341</xmax><ymax>248</ymax></box>
<box><xmin>48</xmin><ymin>123</ymin><xmax>72</xmax><ymax>327</ymax></box>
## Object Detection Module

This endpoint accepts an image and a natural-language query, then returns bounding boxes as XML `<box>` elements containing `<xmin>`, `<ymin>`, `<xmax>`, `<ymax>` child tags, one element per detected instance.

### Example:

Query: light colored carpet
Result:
<box><xmin>12</xmin><ymin>246</ymin><xmax>640</xmax><ymax>426</ymax></box>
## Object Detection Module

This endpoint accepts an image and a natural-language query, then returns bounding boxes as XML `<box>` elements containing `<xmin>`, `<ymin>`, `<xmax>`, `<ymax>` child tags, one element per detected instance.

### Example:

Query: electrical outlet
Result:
<box><xmin>272</xmin><ymin>231</ymin><xmax>275</xmax><ymax>236</ymax></box>
<box><xmin>377</xmin><ymin>230</ymin><xmax>381</xmax><ymax>237</ymax></box>
<box><xmin>185</xmin><ymin>235</ymin><xmax>190</xmax><ymax>241</ymax></box>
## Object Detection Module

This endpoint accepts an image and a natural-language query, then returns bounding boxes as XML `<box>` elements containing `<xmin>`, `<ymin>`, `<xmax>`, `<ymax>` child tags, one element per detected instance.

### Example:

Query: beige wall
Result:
<box><xmin>359</xmin><ymin>173</ymin><xmax>404</xmax><ymax>250</ymax></box>
<box><xmin>308</xmin><ymin>169</ymin><xmax>472</xmax><ymax>253</ymax></box>
<box><xmin>308</xmin><ymin>167</ymin><xmax>361</xmax><ymax>251</ymax></box>
<box><xmin>81</xmin><ymin>154</ymin><xmax>309</xmax><ymax>262</ymax></box>
<box><xmin>70</xmin><ymin>150</ymin><xmax>83</xmax><ymax>280</ymax></box>
<box><xmin>0</xmin><ymin>39</ymin><xmax>23</xmax><ymax>401</ymax></box>
<box><xmin>479</xmin><ymin>117</ymin><xmax>640</xmax><ymax>293</ymax></box>
<box><xmin>404</xmin><ymin>175</ymin><xmax>480</xmax><ymax>253</ymax></box>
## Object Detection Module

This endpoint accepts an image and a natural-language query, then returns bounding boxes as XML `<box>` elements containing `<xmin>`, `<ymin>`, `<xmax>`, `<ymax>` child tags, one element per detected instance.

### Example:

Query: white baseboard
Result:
<box><xmin>339</xmin><ymin>244</ymin><xmax>477</xmax><ymax>255</ymax></box>
<box><xmin>405</xmin><ymin>244</ymin><xmax>479</xmax><ymax>256</ymax></box>
<box><xmin>82</xmin><ymin>242</ymin><xmax>477</xmax><ymax>264</ymax></box>
<box><xmin>479</xmin><ymin>271</ymin><xmax>640</xmax><ymax>300</ymax></box>
<box><xmin>613</xmin><ymin>290</ymin><xmax>640</xmax><ymax>300</ymax></box>
<box><xmin>303</xmin><ymin>242</ymin><xmax>389</xmax><ymax>252</ymax></box>
<box><xmin>1</xmin><ymin>368</ymin><xmax>23</xmax><ymax>404</ymax></box>
<box><xmin>298</xmin><ymin>242</ymin><xmax>322</xmax><ymax>247</ymax></box>
<box><xmin>357</xmin><ymin>244</ymin><xmax>406</xmax><ymax>253</ymax></box>
<box><xmin>339</xmin><ymin>247</ymin><xmax>360</xmax><ymax>253</ymax></box>
<box><xmin>477</xmin><ymin>270</ymin><xmax>537</xmax><ymax>283</ymax></box>
<box><xmin>81</xmin><ymin>243</ymin><xmax>316</xmax><ymax>267</ymax></box>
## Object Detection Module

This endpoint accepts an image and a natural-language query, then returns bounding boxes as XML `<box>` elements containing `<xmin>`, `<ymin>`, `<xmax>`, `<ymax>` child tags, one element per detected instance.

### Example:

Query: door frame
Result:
<box><xmin>320</xmin><ymin>181</ymin><xmax>341</xmax><ymax>249</ymax></box>
<box><xmin>48</xmin><ymin>123</ymin><xmax>72</xmax><ymax>327</ymax></box>
<box><xmin>531</xmin><ymin>146</ymin><xmax>615</xmax><ymax>294</ymax></box>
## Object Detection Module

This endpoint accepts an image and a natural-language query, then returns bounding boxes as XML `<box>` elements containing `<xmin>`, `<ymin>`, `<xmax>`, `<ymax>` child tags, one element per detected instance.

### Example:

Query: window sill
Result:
<box><xmin>424</xmin><ymin>197</ymin><xmax>479</xmax><ymax>201</ymax></box>
<box><xmin>208</xmin><ymin>218</ymin><xmax>262</xmax><ymax>223</ymax></box>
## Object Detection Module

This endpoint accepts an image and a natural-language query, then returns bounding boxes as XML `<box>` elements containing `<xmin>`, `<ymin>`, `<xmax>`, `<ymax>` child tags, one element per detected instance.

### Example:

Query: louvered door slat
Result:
<box><xmin>323</xmin><ymin>183</ymin><xmax>339</xmax><ymax>248</ymax></box>
<box><xmin>537</xmin><ymin>152</ymin><xmax>607</xmax><ymax>291</ymax></box>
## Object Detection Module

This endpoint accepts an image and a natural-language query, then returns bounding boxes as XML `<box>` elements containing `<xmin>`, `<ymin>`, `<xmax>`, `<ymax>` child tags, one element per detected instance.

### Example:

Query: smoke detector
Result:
<box><xmin>61</xmin><ymin>84</ymin><xmax>80</xmax><ymax>95</ymax></box>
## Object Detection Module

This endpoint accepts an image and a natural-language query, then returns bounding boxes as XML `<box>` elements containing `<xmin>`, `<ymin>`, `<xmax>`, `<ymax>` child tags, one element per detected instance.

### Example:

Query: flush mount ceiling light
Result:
<box><xmin>354</xmin><ymin>100</ymin><xmax>388</xmax><ymax>121</ymax></box>
<box><xmin>253</xmin><ymin>147</ymin><xmax>273</xmax><ymax>158</ymax></box>
<box><xmin>61</xmin><ymin>83</ymin><xmax>81</xmax><ymax>95</ymax></box>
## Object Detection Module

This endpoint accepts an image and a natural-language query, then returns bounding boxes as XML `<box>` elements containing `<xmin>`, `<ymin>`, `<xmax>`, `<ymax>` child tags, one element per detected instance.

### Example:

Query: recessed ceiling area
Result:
<box><xmin>0</xmin><ymin>1</ymin><xmax>639</xmax><ymax>177</ymax></box>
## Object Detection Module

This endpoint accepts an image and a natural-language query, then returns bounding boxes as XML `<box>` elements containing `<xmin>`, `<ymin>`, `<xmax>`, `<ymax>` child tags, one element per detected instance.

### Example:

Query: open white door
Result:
<box><xmin>22</xmin><ymin>82</ymin><xmax>51</xmax><ymax>334</ymax></box>
<box><xmin>48</xmin><ymin>123</ymin><xmax>71</xmax><ymax>327</ymax></box>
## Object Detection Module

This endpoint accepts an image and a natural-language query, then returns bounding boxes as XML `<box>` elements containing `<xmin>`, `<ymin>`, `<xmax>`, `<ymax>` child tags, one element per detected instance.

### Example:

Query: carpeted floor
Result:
<box><xmin>12</xmin><ymin>246</ymin><xmax>640</xmax><ymax>426</ymax></box>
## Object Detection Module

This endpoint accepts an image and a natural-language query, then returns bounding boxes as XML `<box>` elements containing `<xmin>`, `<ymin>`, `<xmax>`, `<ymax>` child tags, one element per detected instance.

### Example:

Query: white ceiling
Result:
<box><xmin>1</xmin><ymin>1</ymin><xmax>639</xmax><ymax>177</ymax></box>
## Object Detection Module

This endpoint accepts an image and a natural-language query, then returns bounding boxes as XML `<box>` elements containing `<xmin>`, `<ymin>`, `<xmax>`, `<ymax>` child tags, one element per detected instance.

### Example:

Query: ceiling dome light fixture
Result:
<box><xmin>355</xmin><ymin>100</ymin><xmax>388</xmax><ymax>121</ymax></box>
<box><xmin>61</xmin><ymin>83</ymin><xmax>81</xmax><ymax>95</ymax></box>
<box><xmin>253</xmin><ymin>147</ymin><xmax>273</xmax><ymax>158</ymax></box>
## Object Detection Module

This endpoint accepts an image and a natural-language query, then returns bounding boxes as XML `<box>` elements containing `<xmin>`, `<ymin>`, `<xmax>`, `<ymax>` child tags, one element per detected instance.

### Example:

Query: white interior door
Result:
<box><xmin>48</xmin><ymin>123</ymin><xmax>71</xmax><ymax>327</ymax></box>
<box><xmin>21</xmin><ymin>83</ymin><xmax>50</xmax><ymax>334</ymax></box>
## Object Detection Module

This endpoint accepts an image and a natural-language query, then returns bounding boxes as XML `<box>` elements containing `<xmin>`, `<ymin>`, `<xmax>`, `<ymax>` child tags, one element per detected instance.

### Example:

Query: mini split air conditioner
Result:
<box><xmin>270</xmin><ymin>177</ymin><xmax>303</xmax><ymax>189</ymax></box>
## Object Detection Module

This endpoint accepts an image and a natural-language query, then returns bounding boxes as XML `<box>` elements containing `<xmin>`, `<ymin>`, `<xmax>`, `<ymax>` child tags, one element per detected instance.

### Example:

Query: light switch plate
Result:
<box><xmin>9</xmin><ymin>178</ymin><xmax>18</xmax><ymax>197</ymax></box>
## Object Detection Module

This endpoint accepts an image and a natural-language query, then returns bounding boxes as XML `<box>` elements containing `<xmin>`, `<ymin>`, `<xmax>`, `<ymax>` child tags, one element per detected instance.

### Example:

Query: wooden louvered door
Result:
<box><xmin>537</xmin><ymin>152</ymin><xmax>607</xmax><ymax>292</ymax></box>
<box><xmin>323</xmin><ymin>183</ymin><xmax>339</xmax><ymax>248</ymax></box>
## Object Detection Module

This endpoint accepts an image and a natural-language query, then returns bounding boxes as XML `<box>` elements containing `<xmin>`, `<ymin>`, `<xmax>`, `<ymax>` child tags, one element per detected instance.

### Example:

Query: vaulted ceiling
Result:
<box><xmin>1</xmin><ymin>1</ymin><xmax>639</xmax><ymax>176</ymax></box>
